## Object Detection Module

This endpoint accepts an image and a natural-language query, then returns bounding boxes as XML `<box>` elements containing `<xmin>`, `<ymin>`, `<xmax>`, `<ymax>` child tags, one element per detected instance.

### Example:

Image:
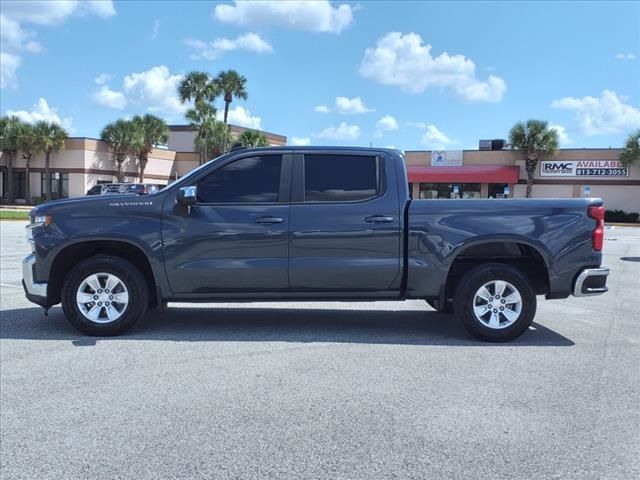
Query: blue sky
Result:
<box><xmin>1</xmin><ymin>0</ymin><xmax>639</xmax><ymax>150</ymax></box>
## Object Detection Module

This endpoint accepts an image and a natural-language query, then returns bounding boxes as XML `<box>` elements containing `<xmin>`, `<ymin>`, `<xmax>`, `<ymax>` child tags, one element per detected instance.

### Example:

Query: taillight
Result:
<box><xmin>588</xmin><ymin>205</ymin><xmax>605</xmax><ymax>251</ymax></box>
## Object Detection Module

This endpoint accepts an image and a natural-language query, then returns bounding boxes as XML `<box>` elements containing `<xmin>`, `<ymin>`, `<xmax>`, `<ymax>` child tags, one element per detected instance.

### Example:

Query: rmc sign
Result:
<box><xmin>540</xmin><ymin>160</ymin><xmax>629</xmax><ymax>177</ymax></box>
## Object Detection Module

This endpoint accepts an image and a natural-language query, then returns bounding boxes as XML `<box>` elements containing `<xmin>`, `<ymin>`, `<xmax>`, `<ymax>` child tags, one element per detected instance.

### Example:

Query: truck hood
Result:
<box><xmin>31</xmin><ymin>193</ymin><xmax>160</xmax><ymax>217</ymax></box>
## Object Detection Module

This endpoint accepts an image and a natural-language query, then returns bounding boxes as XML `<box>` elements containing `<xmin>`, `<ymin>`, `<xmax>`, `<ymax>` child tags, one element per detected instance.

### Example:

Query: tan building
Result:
<box><xmin>167</xmin><ymin>124</ymin><xmax>287</xmax><ymax>152</ymax></box>
<box><xmin>405</xmin><ymin>148</ymin><xmax>639</xmax><ymax>212</ymax></box>
<box><xmin>0</xmin><ymin>125</ymin><xmax>287</xmax><ymax>203</ymax></box>
<box><xmin>1</xmin><ymin>133</ymin><xmax>637</xmax><ymax>213</ymax></box>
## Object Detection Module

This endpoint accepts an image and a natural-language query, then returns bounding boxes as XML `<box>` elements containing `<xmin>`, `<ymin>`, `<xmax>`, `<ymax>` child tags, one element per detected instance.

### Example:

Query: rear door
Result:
<box><xmin>162</xmin><ymin>152</ymin><xmax>291</xmax><ymax>295</ymax></box>
<box><xmin>288</xmin><ymin>151</ymin><xmax>402</xmax><ymax>295</ymax></box>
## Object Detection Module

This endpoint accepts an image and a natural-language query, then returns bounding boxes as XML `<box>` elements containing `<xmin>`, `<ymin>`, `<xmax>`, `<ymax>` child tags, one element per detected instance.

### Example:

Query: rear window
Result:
<box><xmin>304</xmin><ymin>154</ymin><xmax>381</xmax><ymax>202</ymax></box>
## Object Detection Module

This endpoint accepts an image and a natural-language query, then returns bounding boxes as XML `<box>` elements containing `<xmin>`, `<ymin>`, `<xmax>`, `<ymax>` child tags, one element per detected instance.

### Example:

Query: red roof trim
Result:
<box><xmin>407</xmin><ymin>165</ymin><xmax>520</xmax><ymax>184</ymax></box>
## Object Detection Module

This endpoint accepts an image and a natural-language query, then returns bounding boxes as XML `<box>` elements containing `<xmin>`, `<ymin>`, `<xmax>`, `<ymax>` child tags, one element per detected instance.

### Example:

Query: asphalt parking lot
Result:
<box><xmin>1</xmin><ymin>220</ymin><xmax>639</xmax><ymax>480</ymax></box>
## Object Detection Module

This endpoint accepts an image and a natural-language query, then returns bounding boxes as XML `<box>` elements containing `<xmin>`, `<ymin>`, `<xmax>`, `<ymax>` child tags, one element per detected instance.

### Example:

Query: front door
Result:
<box><xmin>289</xmin><ymin>152</ymin><xmax>402</xmax><ymax>295</ymax></box>
<box><xmin>162</xmin><ymin>153</ymin><xmax>291</xmax><ymax>295</ymax></box>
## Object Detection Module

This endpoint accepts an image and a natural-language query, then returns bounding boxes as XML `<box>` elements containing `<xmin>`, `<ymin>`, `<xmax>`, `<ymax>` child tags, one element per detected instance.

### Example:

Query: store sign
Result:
<box><xmin>431</xmin><ymin>150</ymin><xmax>463</xmax><ymax>167</ymax></box>
<box><xmin>540</xmin><ymin>160</ymin><xmax>628</xmax><ymax>177</ymax></box>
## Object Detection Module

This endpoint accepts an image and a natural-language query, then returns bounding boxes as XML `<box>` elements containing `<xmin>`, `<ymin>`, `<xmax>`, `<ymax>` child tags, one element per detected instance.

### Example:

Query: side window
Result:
<box><xmin>197</xmin><ymin>155</ymin><xmax>282</xmax><ymax>203</ymax></box>
<box><xmin>304</xmin><ymin>154</ymin><xmax>382</xmax><ymax>202</ymax></box>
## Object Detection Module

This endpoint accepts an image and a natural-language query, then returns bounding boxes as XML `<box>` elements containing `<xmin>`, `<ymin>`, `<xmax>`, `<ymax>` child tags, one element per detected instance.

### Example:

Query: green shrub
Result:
<box><xmin>605</xmin><ymin>209</ymin><xmax>640</xmax><ymax>223</ymax></box>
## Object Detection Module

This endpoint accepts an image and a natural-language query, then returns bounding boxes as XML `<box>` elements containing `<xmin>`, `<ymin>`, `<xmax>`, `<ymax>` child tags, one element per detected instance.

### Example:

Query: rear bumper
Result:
<box><xmin>22</xmin><ymin>254</ymin><xmax>49</xmax><ymax>307</ymax></box>
<box><xmin>573</xmin><ymin>267</ymin><xmax>609</xmax><ymax>297</ymax></box>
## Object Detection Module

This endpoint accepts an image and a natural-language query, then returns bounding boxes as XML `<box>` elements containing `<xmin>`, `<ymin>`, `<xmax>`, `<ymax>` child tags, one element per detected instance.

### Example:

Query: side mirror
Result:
<box><xmin>177</xmin><ymin>186</ymin><xmax>197</xmax><ymax>206</ymax></box>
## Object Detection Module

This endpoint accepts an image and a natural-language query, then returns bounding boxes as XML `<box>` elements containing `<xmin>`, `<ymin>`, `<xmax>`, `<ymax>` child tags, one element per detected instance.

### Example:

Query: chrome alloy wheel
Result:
<box><xmin>76</xmin><ymin>273</ymin><xmax>129</xmax><ymax>323</ymax></box>
<box><xmin>472</xmin><ymin>280</ymin><xmax>522</xmax><ymax>329</ymax></box>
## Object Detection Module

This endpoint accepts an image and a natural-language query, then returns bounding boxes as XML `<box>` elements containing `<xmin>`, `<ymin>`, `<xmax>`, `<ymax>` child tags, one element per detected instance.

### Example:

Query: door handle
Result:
<box><xmin>365</xmin><ymin>215</ymin><xmax>395</xmax><ymax>223</ymax></box>
<box><xmin>255</xmin><ymin>216</ymin><xmax>284</xmax><ymax>224</ymax></box>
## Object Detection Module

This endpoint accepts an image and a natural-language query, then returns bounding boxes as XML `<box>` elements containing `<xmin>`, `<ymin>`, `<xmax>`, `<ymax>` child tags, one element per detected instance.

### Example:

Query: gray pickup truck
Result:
<box><xmin>23</xmin><ymin>147</ymin><xmax>609</xmax><ymax>341</ymax></box>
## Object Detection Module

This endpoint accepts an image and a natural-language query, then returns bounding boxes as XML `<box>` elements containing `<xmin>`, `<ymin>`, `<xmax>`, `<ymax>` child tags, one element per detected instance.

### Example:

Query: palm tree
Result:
<box><xmin>237</xmin><ymin>130</ymin><xmax>269</xmax><ymax>148</ymax></box>
<box><xmin>619</xmin><ymin>129</ymin><xmax>640</xmax><ymax>167</ymax></box>
<box><xmin>16</xmin><ymin>122</ymin><xmax>37</xmax><ymax>203</ymax></box>
<box><xmin>0</xmin><ymin>116</ymin><xmax>22</xmax><ymax>203</ymax></box>
<box><xmin>200</xmin><ymin>120</ymin><xmax>232</xmax><ymax>158</ymax></box>
<box><xmin>186</xmin><ymin>102</ymin><xmax>217</xmax><ymax>164</ymax></box>
<box><xmin>178</xmin><ymin>71</ymin><xmax>219</xmax><ymax>106</ymax></box>
<box><xmin>33</xmin><ymin>121</ymin><xmax>68</xmax><ymax>201</ymax></box>
<box><xmin>509</xmin><ymin>120</ymin><xmax>559</xmax><ymax>198</ymax></box>
<box><xmin>101</xmin><ymin>119</ymin><xmax>136</xmax><ymax>182</ymax></box>
<box><xmin>130</xmin><ymin>114</ymin><xmax>169</xmax><ymax>182</ymax></box>
<box><xmin>214</xmin><ymin>70</ymin><xmax>248</xmax><ymax>126</ymax></box>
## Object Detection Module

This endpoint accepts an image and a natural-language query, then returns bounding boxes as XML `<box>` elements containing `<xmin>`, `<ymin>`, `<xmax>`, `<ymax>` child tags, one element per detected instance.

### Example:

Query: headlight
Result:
<box><xmin>31</xmin><ymin>214</ymin><xmax>52</xmax><ymax>227</ymax></box>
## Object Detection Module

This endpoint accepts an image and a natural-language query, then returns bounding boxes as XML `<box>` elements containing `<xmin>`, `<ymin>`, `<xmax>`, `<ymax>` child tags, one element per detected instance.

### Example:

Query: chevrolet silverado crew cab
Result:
<box><xmin>23</xmin><ymin>147</ymin><xmax>609</xmax><ymax>341</ymax></box>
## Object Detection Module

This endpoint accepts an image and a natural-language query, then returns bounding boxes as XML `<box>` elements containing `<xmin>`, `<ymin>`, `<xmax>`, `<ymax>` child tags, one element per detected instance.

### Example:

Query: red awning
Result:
<box><xmin>407</xmin><ymin>165</ymin><xmax>520</xmax><ymax>184</ymax></box>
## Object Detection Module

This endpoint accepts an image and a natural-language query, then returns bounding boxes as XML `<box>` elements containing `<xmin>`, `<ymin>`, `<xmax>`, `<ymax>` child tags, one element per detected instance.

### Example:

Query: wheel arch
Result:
<box><xmin>48</xmin><ymin>239</ymin><xmax>159</xmax><ymax>307</ymax></box>
<box><xmin>442</xmin><ymin>238</ymin><xmax>552</xmax><ymax>305</ymax></box>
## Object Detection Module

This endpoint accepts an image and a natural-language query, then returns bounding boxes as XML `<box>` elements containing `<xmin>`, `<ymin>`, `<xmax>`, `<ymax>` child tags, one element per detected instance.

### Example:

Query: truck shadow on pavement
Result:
<box><xmin>0</xmin><ymin>305</ymin><xmax>575</xmax><ymax>347</ymax></box>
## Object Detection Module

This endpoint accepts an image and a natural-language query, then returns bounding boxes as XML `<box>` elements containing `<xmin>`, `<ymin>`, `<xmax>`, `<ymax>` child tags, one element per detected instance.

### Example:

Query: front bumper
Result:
<box><xmin>22</xmin><ymin>253</ymin><xmax>49</xmax><ymax>307</ymax></box>
<box><xmin>573</xmin><ymin>267</ymin><xmax>609</xmax><ymax>297</ymax></box>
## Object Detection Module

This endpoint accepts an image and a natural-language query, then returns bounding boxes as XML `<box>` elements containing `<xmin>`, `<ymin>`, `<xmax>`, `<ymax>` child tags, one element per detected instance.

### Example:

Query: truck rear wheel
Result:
<box><xmin>454</xmin><ymin>263</ymin><xmax>536</xmax><ymax>342</ymax></box>
<box><xmin>61</xmin><ymin>255</ymin><xmax>149</xmax><ymax>336</ymax></box>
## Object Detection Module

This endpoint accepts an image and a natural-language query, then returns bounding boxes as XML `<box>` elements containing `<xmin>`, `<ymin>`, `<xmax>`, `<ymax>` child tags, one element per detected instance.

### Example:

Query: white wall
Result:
<box><xmin>167</xmin><ymin>131</ymin><xmax>196</xmax><ymax>152</ymax></box>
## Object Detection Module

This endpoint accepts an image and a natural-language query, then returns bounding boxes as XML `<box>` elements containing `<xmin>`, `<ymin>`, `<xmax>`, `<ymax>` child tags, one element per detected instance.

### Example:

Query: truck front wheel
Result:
<box><xmin>454</xmin><ymin>263</ymin><xmax>536</xmax><ymax>342</ymax></box>
<box><xmin>61</xmin><ymin>255</ymin><xmax>149</xmax><ymax>336</ymax></box>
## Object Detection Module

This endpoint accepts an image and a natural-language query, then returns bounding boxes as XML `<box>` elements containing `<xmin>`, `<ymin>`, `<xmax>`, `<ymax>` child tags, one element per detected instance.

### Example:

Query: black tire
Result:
<box><xmin>426</xmin><ymin>298</ymin><xmax>453</xmax><ymax>314</ymax></box>
<box><xmin>61</xmin><ymin>255</ymin><xmax>149</xmax><ymax>336</ymax></box>
<box><xmin>454</xmin><ymin>263</ymin><xmax>536</xmax><ymax>342</ymax></box>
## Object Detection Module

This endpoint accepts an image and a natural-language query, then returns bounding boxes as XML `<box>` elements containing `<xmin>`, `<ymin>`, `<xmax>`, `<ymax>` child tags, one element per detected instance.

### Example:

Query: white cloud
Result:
<box><xmin>217</xmin><ymin>105</ymin><xmax>262</xmax><ymax>129</ymax></box>
<box><xmin>0</xmin><ymin>51</ymin><xmax>20</xmax><ymax>89</ymax></box>
<box><xmin>93</xmin><ymin>65</ymin><xmax>185</xmax><ymax>117</ymax></box>
<box><xmin>151</xmin><ymin>18</ymin><xmax>160</xmax><ymax>40</ymax></box>
<box><xmin>334</xmin><ymin>96</ymin><xmax>373</xmax><ymax>114</ymax></box>
<box><xmin>93</xmin><ymin>85</ymin><xmax>127</xmax><ymax>109</ymax></box>
<box><xmin>1</xmin><ymin>1</ymin><xmax>115</xmax><ymax>25</ymax></box>
<box><xmin>94</xmin><ymin>73</ymin><xmax>111</xmax><ymax>85</ymax></box>
<box><xmin>6</xmin><ymin>97</ymin><xmax>72</xmax><ymax>130</ymax></box>
<box><xmin>214</xmin><ymin>0</ymin><xmax>354</xmax><ymax>34</ymax></box>
<box><xmin>315</xmin><ymin>96</ymin><xmax>374</xmax><ymax>114</ymax></box>
<box><xmin>551</xmin><ymin>90</ymin><xmax>640</xmax><ymax>135</ymax></box>
<box><xmin>121</xmin><ymin>65</ymin><xmax>185</xmax><ymax>115</ymax></box>
<box><xmin>421</xmin><ymin>125</ymin><xmax>453</xmax><ymax>148</ymax></box>
<box><xmin>315</xmin><ymin>122</ymin><xmax>361</xmax><ymax>140</ymax></box>
<box><xmin>291</xmin><ymin>136</ymin><xmax>311</xmax><ymax>146</ymax></box>
<box><xmin>549</xmin><ymin>124</ymin><xmax>570</xmax><ymax>145</ymax></box>
<box><xmin>359</xmin><ymin>32</ymin><xmax>507</xmax><ymax>102</ymax></box>
<box><xmin>615</xmin><ymin>53</ymin><xmax>637</xmax><ymax>60</ymax></box>
<box><xmin>406</xmin><ymin>121</ymin><xmax>427</xmax><ymax>128</ymax></box>
<box><xmin>0</xmin><ymin>1</ymin><xmax>115</xmax><ymax>88</ymax></box>
<box><xmin>0</xmin><ymin>15</ymin><xmax>42</xmax><ymax>52</ymax></box>
<box><xmin>185</xmin><ymin>33</ymin><xmax>272</xmax><ymax>60</ymax></box>
<box><xmin>376</xmin><ymin>115</ymin><xmax>399</xmax><ymax>131</ymax></box>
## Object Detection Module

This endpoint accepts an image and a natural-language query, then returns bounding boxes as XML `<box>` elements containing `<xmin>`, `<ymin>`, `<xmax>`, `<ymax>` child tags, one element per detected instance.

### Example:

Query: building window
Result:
<box><xmin>13</xmin><ymin>171</ymin><xmax>26</xmax><ymax>199</ymax></box>
<box><xmin>489</xmin><ymin>183</ymin><xmax>509</xmax><ymax>198</ymax></box>
<box><xmin>419</xmin><ymin>183</ymin><xmax>481</xmax><ymax>199</ymax></box>
<box><xmin>41</xmin><ymin>172</ymin><xmax>69</xmax><ymax>200</ymax></box>
<box><xmin>0</xmin><ymin>170</ymin><xmax>26</xmax><ymax>200</ymax></box>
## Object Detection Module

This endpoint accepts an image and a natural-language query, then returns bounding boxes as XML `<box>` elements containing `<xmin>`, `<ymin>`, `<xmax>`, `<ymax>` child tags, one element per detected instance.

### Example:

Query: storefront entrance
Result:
<box><xmin>418</xmin><ymin>183</ymin><xmax>481</xmax><ymax>199</ymax></box>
